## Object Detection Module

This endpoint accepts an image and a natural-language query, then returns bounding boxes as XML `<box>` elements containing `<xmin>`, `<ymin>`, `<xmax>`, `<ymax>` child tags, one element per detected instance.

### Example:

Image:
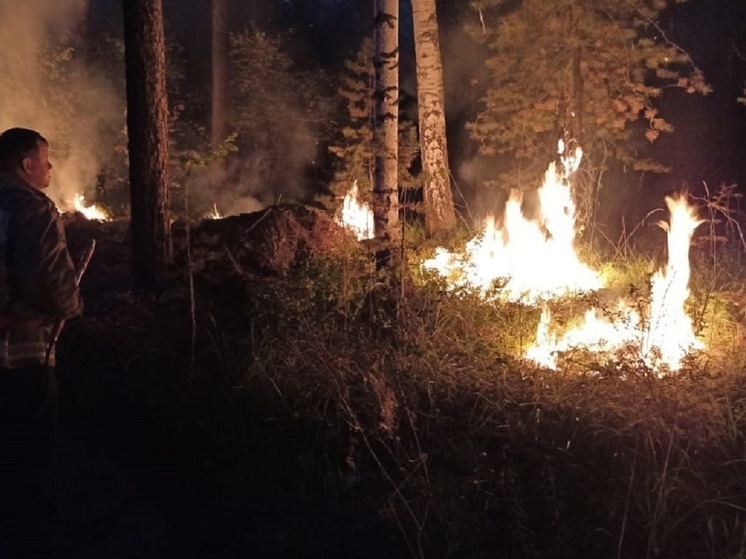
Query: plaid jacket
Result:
<box><xmin>0</xmin><ymin>173</ymin><xmax>82</xmax><ymax>368</ymax></box>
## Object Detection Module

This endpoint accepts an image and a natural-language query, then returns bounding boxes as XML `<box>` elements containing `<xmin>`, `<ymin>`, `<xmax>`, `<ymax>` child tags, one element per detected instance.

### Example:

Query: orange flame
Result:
<box><xmin>422</xmin><ymin>142</ymin><xmax>704</xmax><ymax>374</ymax></box>
<box><xmin>73</xmin><ymin>194</ymin><xmax>110</xmax><ymax>221</ymax></box>
<box><xmin>642</xmin><ymin>194</ymin><xmax>704</xmax><ymax>369</ymax></box>
<box><xmin>423</xmin><ymin>145</ymin><xmax>601</xmax><ymax>302</ymax></box>
<box><xmin>205</xmin><ymin>203</ymin><xmax>223</xmax><ymax>220</ymax></box>
<box><xmin>338</xmin><ymin>180</ymin><xmax>374</xmax><ymax>241</ymax></box>
<box><xmin>525</xmin><ymin>193</ymin><xmax>703</xmax><ymax>373</ymax></box>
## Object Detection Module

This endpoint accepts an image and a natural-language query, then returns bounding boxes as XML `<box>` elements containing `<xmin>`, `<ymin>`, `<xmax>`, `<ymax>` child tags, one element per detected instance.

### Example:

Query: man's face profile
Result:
<box><xmin>21</xmin><ymin>141</ymin><xmax>52</xmax><ymax>190</ymax></box>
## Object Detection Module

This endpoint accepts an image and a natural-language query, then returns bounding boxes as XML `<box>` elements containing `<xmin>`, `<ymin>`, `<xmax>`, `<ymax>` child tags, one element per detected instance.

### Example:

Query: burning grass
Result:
<box><xmin>230</xmin><ymin>231</ymin><xmax>746</xmax><ymax>558</ymax></box>
<box><xmin>58</xmin><ymin>191</ymin><xmax>746</xmax><ymax>557</ymax></box>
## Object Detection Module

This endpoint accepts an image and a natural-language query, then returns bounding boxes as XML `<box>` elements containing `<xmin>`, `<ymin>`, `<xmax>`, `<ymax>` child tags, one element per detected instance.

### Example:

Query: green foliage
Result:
<box><xmin>466</xmin><ymin>0</ymin><xmax>710</xmax><ymax>192</ymax></box>
<box><xmin>326</xmin><ymin>37</ymin><xmax>374</xmax><ymax>201</ymax></box>
<box><xmin>324</xmin><ymin>39</ymin><xmax>421</xmax><ymax>216</ymax></box>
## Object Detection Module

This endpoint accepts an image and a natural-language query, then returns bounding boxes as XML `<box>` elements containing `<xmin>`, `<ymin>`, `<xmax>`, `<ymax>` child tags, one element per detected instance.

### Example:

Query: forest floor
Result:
<box><xmin>39</xmin><ymin>204</ymin><xmax>746</xmax><ymax>559</ymax></box>
<box><xmin>44</xmin><ymin>211</ymin><xmax>406</xmax><ymax>559</ymax></box>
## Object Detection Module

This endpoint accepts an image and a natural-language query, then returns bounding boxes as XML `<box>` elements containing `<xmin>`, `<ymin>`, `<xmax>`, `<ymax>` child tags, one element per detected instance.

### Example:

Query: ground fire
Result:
<box><xmin>71</xmin><ymin>193</ymin><xmax>110</xmax><ymax>222</ymax></box>
<box><xmin>423</xmin><ymin>144</ymin><xmax>601</xmax><ymax>303</ymax></box>
<box><xmin>419</xmin><ymin>145</ymin><xmax>704</xmax><ymax>374</ymax></box>
<box><xmin>205</xmin><ymin>203</ymin><xmax>223</xmax><ymax>220</ymax></box>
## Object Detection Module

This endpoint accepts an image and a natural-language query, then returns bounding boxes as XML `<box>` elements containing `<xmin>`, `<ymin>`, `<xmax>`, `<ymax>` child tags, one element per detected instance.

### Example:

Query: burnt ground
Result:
<box><xmin>44</xmin><ymin>209</ymin><xmax>407</xmax><ymax>559</ymax></box>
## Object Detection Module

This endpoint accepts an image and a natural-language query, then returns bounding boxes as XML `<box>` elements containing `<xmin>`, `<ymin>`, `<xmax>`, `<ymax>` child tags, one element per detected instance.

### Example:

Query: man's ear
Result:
<box><xmin>19</xmin><ymin>157</ymin><xmax>31</xmax><ymax>174</ymax></box>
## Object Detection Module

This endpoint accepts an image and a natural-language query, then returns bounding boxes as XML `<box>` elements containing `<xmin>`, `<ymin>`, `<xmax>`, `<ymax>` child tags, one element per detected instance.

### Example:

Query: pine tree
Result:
<box><xmin>123</xmin><ymin>0</ymin><xmax>171</xmax><ymax>294</ymax></box>
<box><xmin>468</xmin><ymin>0</ymin><xmax>710</xmax><ymax>224</ymax></box>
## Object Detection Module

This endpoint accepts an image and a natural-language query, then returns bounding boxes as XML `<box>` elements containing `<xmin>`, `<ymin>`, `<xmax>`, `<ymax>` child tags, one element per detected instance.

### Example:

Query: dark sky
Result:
<box><xmin>651</xmin><ymin>0</ymin><xmax>746</xmax><ymax>198</ymax></box>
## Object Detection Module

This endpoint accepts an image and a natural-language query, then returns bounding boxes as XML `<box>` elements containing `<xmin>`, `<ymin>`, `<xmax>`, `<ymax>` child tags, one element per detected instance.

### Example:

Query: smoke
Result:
<box><xmin>179</xmin><ymin>162</ymin><xmax>264</xmax><ymax>219</ymax></box>
<box><xmin>0</xmin><ymin>0</ymin><xmax>121</xmax><ymax>209</ymax></box>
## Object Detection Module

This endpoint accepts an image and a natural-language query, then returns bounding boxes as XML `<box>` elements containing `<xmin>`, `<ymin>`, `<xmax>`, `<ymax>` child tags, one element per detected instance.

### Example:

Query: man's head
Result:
<box><xmin>0</xmin><ymin>127</ymin><xmax>52</xmax><ymax>190</ymax></box>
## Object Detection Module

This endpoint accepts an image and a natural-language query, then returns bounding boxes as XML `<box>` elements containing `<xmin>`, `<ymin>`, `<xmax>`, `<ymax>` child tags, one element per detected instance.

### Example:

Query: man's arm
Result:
<box><xmin>9</xmin><ymin>195</ymin><xmax>82</xmax><ymax>321</ymax></box>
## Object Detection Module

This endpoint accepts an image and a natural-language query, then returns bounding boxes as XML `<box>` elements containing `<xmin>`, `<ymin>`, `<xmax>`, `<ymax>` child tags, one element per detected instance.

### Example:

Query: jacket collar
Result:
<box><xmin>0</xmin><ymin>171</ymin><xmax>44</xmax><ymax>198</ymax></box>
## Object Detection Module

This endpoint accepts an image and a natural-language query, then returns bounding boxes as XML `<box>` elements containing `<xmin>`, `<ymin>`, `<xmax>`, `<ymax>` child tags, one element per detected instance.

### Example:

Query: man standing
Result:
<box><xmin>0</xmin><ymin>127</ymin><xmax>82</xmax><ymax>554</ymax></box>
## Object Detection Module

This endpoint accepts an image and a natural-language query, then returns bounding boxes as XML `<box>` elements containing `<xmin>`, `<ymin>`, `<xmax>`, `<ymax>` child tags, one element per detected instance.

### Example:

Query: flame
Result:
<box><xmin>73</xmin><ymin>194</ymin><xmax>110</xmax><ymax>221</ymax></box>
<box><xmin>205</xmin><ymin>203</ymin><xmax>223</xmax><ymax>220</ymax></box>
<box><xmin>525</xmin><ymin>304</ymin><xmax>642</xmax><ymax>370</ymax></box>
<box><xmin>338</xmin><ymin>180</ymin><xmax>374</xmax><ymax>241</ymax></box>
<box><xmin>423</xmin><ymin>145</ymin><xmax>601</xmax><ymax>302</ymax></box>
<box><xmin>524</xmin><ymin>193</ymin><xmax>703</xmax><ymax>373</ymax></box>
<box><xmin>421</xmin><ymin>142</ymin><xmax>704</xmax><ymax>374</ymax></box>
<box><xmin>641</xmin><ymin>194</ymin><xmax>704</xmax><ymax>369</ymax></box>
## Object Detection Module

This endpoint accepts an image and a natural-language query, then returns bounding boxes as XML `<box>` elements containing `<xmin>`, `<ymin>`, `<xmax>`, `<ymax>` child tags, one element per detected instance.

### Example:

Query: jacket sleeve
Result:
<box><xmin>8</xmin><ymin>194</ymin><xmax>82</xmax><ymax>321</ymax></box>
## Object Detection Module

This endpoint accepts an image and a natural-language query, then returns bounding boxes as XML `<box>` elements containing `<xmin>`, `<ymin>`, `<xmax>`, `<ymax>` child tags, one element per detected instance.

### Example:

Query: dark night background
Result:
<box><xmin>84</xmin><ymin>0</ymin><xmax>746</xmax><ymax>231</ymax></box>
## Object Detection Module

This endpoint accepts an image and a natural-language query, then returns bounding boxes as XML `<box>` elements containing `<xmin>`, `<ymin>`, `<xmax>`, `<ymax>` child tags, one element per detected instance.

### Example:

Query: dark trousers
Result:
<box><xmin>0</xmin><ymin>364</ymin><xmax>58</xmax><ymax>555</ymax></box>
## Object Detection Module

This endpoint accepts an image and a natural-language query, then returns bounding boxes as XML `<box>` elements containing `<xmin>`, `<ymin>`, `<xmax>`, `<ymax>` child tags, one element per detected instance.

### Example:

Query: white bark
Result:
<box><xmin>373</xmin><ymin>0</ymin><xmax>400</xmax><ymax>263</ymax></box>
<box><xmin>412</xmin><ymin>0</ymin><xmax>455</xmax><ymax>235</ymax></box>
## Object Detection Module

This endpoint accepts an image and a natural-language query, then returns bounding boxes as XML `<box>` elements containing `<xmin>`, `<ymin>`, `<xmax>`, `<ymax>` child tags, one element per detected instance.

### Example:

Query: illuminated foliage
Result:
<box><xmin>326</xmin><ymin>39</ymin><xmax>420</xmax><ymax>215</ymax></box>
<box><xmin>467</xmin><ymin>0</ymin><xmax>711</xmax><ymax>191</ymax></box>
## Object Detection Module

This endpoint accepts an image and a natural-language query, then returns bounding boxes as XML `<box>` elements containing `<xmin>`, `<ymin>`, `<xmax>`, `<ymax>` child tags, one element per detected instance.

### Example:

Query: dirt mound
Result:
<box><xmin>188</xmin><ymin>203</ymin><xmax>356</xmax><ymax>276</ymax></box>
<box><xmin>63</xmin><ymin>203</ymin><xmax>359</xmax><ymax>284</ymax></box>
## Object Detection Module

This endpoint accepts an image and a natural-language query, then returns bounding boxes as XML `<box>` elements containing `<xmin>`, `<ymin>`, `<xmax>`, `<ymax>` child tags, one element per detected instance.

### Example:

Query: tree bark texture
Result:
<box><xmin>373</xmin><ymin>0</ymin><xmax>400</xmax><ymax>267</ymax></box>
<box><xmin>123</xmin><ymin>0</ymin><xmax>171</xmax><ymax>294</ymax></box>
<box><xmin>211</xmin><ymin>0</ymin><xmax>228</xmax><ymax>150</ymax></box>
<box><xmin>412</xmin><ymin>0</ymin><xmax>456</xmax><ymax>236</ymax></box>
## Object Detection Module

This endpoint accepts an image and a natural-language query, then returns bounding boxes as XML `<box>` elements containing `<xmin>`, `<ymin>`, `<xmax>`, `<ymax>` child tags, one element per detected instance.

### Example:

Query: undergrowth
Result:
<box><xmin>220</xmin><ymin>233</ymin><xmax>746</xmax><ymax>559</ymax></box>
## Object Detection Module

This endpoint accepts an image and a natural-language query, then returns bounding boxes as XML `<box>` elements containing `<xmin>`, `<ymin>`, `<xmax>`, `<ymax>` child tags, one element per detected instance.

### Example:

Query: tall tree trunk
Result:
<box><xmin>373</xmin><ymin>0</ymin><xmax>400</xmax><ymax>269</ymax></box>
<box><xmin>211</xmin><ymin>0</ymin><xmax>228</xmax><ymax>151</ymax></box>
<box><xmin>123</xmin><ymin>0</ymin><xmax>171</xmax><ymax>294</ymax></box>
<box><xmin>412</xmin><ymin>0</ymin><xmax>456</xmax><ymax>236</ymax></box>
<box><xmin>210</xmin><ymin>0</ymin><xmax>229</xmax><ymax>194</ymax></box>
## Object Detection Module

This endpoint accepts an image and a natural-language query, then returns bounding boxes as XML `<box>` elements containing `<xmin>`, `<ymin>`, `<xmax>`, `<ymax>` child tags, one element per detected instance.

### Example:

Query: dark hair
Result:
<box><xmin>0</xmin><ymin>128</ymin><xmax>48</xmax><ymax>172</ymax></box>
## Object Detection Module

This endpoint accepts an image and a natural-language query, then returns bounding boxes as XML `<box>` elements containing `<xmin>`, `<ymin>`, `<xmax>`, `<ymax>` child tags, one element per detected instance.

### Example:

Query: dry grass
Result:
<box><xmin>216</xmin><ymin>224</ymin><xmax>746</xmax><ymax>559</ymax></box>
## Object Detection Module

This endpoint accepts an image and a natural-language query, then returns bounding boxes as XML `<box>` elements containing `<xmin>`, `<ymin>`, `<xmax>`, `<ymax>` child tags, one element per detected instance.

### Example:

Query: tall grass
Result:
<box><xmin>225</xmin><ymin>221</ymin><xmax>746</xmax><ymax>559</ymax></box>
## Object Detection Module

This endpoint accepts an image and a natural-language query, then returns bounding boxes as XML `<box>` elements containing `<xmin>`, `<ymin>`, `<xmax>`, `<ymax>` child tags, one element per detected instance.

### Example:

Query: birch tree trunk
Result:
<box><xmin>412</xmin><ymin>0</ymin><xmax>456</xmax><ymax>236</ymax></box>
<box><xmin>373</xmin><ymin>0</ymin><xmax>400</xmax><ymax>268</ymax></box>
<box><xmin>123</xmin><ymin>0</ymin><xmax>171</xmax><ymax>294</ymax></box>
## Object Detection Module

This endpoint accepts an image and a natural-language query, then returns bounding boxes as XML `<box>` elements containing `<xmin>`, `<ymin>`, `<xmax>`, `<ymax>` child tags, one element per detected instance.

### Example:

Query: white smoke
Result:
<box><xmin>0</xmin><ymin>0</ymin><xmax>121</xmax><ymax>209</ymax></box>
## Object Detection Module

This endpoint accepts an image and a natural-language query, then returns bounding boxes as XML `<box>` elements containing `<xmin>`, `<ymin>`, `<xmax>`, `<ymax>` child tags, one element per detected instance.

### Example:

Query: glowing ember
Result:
<box><xmin>73</xmin><ymin>194</ymin><xmax>110</xmax><ymax>221</ymax></box>
<box><xmin>524</xmin><ymin>193</ymin><xmax>703</xmax><ymax>373</ymax></box>
<box><xmin>423</xmin><ymin>145</ymin><xmax>601</xmax><ymax>302</ymax></box>
<box><xmin>338</xmin><ymin>180</ymin><xmax>374</xmax><ymax>241</ymax></box>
